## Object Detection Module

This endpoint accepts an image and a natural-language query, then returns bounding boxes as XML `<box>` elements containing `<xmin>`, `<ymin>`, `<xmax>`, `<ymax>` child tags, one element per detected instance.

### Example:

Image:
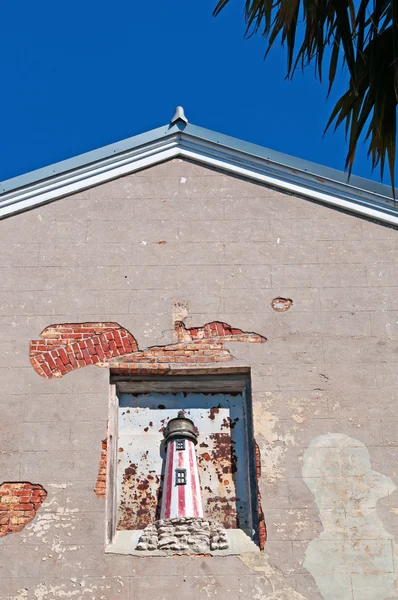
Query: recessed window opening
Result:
<box><xmin>105</xmin><ymin>374</ymin><xmax>260</xmax><ymax>555</ymax></box>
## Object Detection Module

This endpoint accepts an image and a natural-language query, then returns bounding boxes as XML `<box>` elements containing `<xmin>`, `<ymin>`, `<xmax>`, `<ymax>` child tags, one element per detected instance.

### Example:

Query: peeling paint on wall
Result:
<box><xmin>172</xmin><ymin>300</ymin><xmax>189</xmax><ymax>334</ymax></box>
<box><xmin>255</xmin><ymin>441</ymin><xmax>267</xmax><ymax>550</ymax></box>
<box><xmin>303</xmin><ymin>433</ymin><xmax>398</xmax><ymax>600</ymax></box>
<box><xmin>252</xmin><ymin>402</ymin><xmax>295</xmax><ymax>484</ymax></box>
<box><xmin>10</xmin><ymin>578</ymin><xmax>126</xmax><ymax>600</ymax></box>
<box><xmin>23</xmin><ymin>505</ymin><xmax>80</xmax><ymax>556</ymax></box>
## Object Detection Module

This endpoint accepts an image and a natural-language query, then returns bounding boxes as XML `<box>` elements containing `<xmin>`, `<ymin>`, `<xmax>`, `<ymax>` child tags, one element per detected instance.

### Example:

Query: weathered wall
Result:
<box><xmin>1</xmin><ymin>158</ymin><xmax>398</xmax><ymax>599</ymax></box>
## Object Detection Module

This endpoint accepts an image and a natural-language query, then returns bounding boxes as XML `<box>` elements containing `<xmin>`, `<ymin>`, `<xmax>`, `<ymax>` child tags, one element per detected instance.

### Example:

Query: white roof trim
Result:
<box><xmin>1</xmin><ymin>120</ymin><xmax>397</xmax><ymax>226</ymax></box>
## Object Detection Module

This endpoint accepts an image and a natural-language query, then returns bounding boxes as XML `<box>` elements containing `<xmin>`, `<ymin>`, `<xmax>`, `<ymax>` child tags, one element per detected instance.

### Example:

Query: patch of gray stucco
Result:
<box><xmin>303</xmin><ymin>433</ymin><xmax>398</xmax><ymax>600</ymax></box>
<box><xmin>239</xmin><ymin>552</ymin><xmax>308</xmax><ymax>599</ymax></box>
<box><xmin>2</xmin><ymin>157</ymin><xmax>398</xmax><ymax>598</ymax></box>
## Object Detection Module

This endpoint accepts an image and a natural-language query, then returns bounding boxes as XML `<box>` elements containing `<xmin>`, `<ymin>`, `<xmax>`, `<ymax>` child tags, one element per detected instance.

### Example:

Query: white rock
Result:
<box><xmin>136</xmin><ymin>543</ymin><xmax>147</xmax><ymax>551</ymax></box>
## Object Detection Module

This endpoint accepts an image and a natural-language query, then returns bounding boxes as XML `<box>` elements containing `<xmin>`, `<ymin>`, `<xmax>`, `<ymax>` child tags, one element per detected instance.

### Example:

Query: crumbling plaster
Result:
<box><xmin>1</xmin><ymin>158</ymin><xmax>398</xmax><ymax>598</ymax></box>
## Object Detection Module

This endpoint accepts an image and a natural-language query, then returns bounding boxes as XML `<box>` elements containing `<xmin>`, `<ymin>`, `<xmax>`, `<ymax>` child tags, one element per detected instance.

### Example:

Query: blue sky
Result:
<box><xmin>0</xmin><ymin>0</ymin><xmax>391</xmax><ymax>184</ymax></box>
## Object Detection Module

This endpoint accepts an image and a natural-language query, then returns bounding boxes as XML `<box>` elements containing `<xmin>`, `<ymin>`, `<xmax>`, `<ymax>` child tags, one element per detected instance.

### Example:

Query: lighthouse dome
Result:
<box><xmin>163</xmin><ymin>411</ymin><xmax>198</xmax><ymax>445</ymax></box>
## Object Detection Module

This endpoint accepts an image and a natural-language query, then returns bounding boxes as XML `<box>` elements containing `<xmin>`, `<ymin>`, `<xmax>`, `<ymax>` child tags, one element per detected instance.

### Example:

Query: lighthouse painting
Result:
<box><xmin>136</xmin><ymin>410</ymin><xmax>229</xmax><ymax>554</ymax></box>
<box><xmin>113</xmin><ymin>390</ymin><xmax>260</xmax><ymax>555</ymax></box>
<box><xmin>160</xmin><ymin>411</ymin><xmax>203</xmax><ymax>520</ymax></box>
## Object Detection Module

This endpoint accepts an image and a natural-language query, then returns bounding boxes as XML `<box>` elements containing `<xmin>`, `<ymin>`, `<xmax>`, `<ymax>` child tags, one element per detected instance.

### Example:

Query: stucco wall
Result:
<box><xmin>1</xmin><ymin>158</ymin><xmax>398</xmax><ymax>599</ymax></box>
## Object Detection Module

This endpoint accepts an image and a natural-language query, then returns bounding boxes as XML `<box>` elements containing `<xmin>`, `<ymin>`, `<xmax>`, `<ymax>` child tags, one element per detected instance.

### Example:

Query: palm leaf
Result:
<box><xmin>213</xmin><ymin>0</ymin><xmax>398</xmax><ymax>194</ymax></box>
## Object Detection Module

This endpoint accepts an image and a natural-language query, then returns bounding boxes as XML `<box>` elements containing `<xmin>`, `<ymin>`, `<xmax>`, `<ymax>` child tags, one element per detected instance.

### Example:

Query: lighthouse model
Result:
<box><xmin>160</xmin><ymin>411</ymin><xmax>203</xmax><ymax>519</ymax></box>
<box><xmin>136</xmin><ymin>411</ymin><xmax>229</xmax><ymax>554</ymax></box>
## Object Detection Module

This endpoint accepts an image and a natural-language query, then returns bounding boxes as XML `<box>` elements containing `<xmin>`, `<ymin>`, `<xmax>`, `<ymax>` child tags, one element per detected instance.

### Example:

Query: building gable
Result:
<box><xmin>1</xmin><ymin>108</ymin><xmax>398</xmax><ymax>226</ymax></box>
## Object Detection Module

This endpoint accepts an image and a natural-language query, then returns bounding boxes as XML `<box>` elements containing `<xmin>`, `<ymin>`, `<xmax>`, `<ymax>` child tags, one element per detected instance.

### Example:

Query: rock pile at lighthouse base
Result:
<box><xmin>136</xmin><ymin>517</ymin><xmax>229</xmax><ymax>553</ymax></box>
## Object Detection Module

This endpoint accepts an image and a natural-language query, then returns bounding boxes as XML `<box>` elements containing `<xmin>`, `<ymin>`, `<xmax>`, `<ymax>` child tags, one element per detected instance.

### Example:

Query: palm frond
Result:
<box><xmin>213</xmin><ymin>0</ymin><xmax>398</xmax><ymax>193</ymax></box>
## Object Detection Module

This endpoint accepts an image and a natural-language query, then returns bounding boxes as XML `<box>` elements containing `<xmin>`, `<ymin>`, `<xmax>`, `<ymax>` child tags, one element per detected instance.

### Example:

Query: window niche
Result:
<box><xmin>105</xmin><ymin>374</ymin><xmax>261</xmax><ymax>555</ymax></box>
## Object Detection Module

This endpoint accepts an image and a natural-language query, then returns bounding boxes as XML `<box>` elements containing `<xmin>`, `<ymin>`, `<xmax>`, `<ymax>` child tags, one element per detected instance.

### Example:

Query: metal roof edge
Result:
<box><xmin>182</xmin><ymin>123</ymin><xmax>396</xmax><ymax>202</ymax></box>
<box><xmin>0</xmin><ymin>116</ymin><xmax>397</xmax><ymax>225</ymax></box>
<box><xmin>177</xmin><ymin>135</ymin><xmax>398</xmax><ymax>226</ymax></box>
<box><xmin>0</xmin><ymin>122</ymin><xmax>180</xmax><ymax>195</ymax></box>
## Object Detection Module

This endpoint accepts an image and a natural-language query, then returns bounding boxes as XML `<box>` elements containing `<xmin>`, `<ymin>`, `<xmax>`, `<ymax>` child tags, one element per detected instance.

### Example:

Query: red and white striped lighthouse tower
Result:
<box><xmin>160</xmin><ymin>411</ymin><xmax>204</xmax><ymax>519</ymax></box>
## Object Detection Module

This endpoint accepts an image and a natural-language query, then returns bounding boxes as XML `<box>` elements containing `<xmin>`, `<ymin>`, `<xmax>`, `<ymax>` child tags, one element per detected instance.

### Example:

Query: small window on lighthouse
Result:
<box><xmin>176</xmin><ymin>439</ymin><xmax>185</xmax><ymax>451</ymax></box>
<box><xmin>175</xmin><ymin>468</ymin><xmax>187</xmax><ymax>485</ymax></box>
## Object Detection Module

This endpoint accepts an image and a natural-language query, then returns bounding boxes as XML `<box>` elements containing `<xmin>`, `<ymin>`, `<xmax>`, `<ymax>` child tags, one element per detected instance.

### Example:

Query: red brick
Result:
<box><xmin>113</xmin><ymin>330</ymin><xmax>123</xmax><ymax>348</ymax></box>
<box><xmin>32</xmin><ymin>344</ymin><xmax>51</xmax><ymax>352</ymax></box>
<box><xmin>215</xmin><ymin>323</ymin><xmax>224</xmax><ymax>336</ymax></box>
<box><xmin>82</xmin><ymin>348</ymin><xmax>92</xmax><ymax>363</ymax></box>
<box><xmin>122</xmin><ymin>340</ymin><xmax>133</xmax><ymax>353</ymax></box>
<box><xmin>58</xmin><ymin>348</ymin><xmax>70</xmax><ymax>365</ymax></box>
<box><xmin>45</xmin><ymin>353</ymin><xmax>57</xmax><ymax>370</ymax></box>
<box><xmin>41</xmin><ymin>364</ymin><xmax>53</xmax><ymax>378</ymax></box>
<box><xmin>95</xmin><ymin>345</ymin><xmax>106</xmax><ymax>361</ymax></box>
<box><xmin>68</xmin><ymin>352</ymin><xmax>79</xmax><ymax>369</ymax></box>
<box><xmin>22</xmin><ymin>509</ymin><xmax>37</xmax><ymax>517</ymax></box>
<box><xmin>54</xmin><ymin>357</ymin><xmax>67</xmax><ymax>374</ymax></box>
<box><xmin>12</xmin><ymin>503</ymin><xmax>34</xmax><ymax>511</ymax></box>
<box><xmin>16</xmin><ymin>495</ymin><xmax>34</xmax><ymax>503</ymax></box>
<box><xmin>0</xmin><ymin>483</ymin><xmax>47</xmax><ymax>538</ymax></box>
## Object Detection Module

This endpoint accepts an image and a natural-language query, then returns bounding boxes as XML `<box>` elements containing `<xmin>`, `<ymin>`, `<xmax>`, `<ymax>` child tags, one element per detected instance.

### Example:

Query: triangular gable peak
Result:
<box><xmin>1</xmin><ymin>106</ymin><xmax>397</xmax><ymax>226</ymax></box>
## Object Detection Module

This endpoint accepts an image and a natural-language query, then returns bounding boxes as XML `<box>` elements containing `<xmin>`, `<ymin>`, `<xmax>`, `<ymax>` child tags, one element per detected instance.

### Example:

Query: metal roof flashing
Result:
<box><xmin>0</xmin><ymin>108</ymin><xmax>397</xmax><ymax>226</ymax></box>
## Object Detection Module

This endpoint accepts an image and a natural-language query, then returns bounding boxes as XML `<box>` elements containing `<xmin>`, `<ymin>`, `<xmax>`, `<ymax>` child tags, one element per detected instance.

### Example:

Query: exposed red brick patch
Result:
<box><xmin>271</xmin><ymin>297</ymin><xmax>293</xmax><ymax>312</ymax></box>
<box><xmin>95</xmin><ymin>439</ymin><xmax>107</xmax><ymax>498</ymax></box>
<box><xmin>0</xmin><ymin>482</ymin><xmax>47</xmax><ymax>537</ymax></box>
<box><xmin>255</xmin><ymin>441</ymin><xmax>267</xmax><ymax>550</ymax></box>
<box><xmin>175</xmin><ymin>321</ymin><xmax>266</xmax><ymax>344</ymax></box>
<box><xmin>30</xmin><ymin>320</ymin><xmax>266</xmax><ymax>379</ymax></box>
<box><xmin>30</xmin><ymin>322</ymin><xmax>138</xmax><ymax>378</ymax></box>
